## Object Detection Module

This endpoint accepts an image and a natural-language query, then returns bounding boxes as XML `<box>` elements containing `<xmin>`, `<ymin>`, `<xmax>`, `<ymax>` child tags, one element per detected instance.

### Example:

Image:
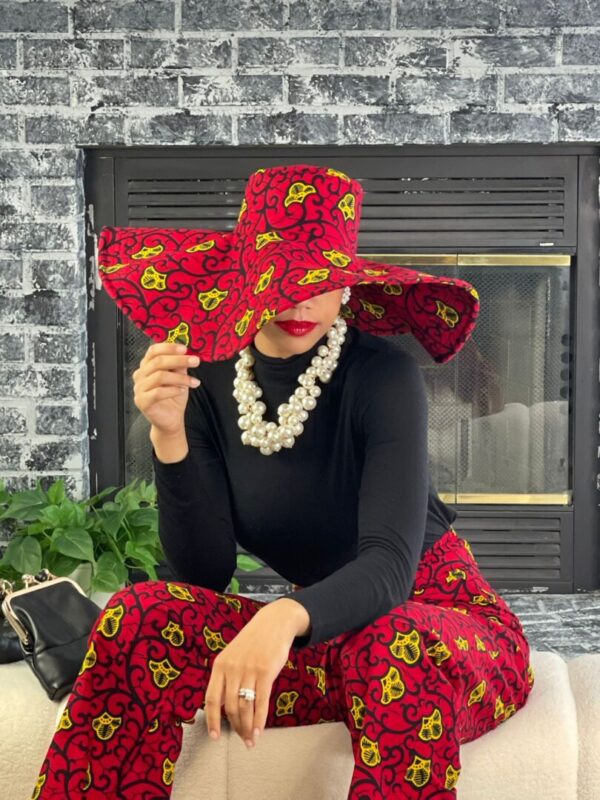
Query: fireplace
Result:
<box><xmin>86</xmin><ymin>143</ymin><xmax>600</xmax><ymax>595</ymax></box>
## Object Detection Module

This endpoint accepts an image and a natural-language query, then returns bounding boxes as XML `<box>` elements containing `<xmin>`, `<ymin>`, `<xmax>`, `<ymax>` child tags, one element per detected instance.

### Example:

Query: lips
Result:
<box><xmin>275</xmin><ymin>321</ymin><xmax>318</xmax><ymax>336</ymax></box>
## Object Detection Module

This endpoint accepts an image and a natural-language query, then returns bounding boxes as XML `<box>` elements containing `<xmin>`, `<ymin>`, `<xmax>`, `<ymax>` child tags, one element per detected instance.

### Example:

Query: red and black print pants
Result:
<box><xmin>31</xmin><ymin>527</ymin><xmax>535</xmax><ymax>799</ymax></box>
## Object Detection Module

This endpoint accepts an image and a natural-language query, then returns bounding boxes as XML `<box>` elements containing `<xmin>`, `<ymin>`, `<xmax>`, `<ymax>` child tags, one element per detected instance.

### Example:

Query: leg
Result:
<box><xmin>326</xmin><ymin>528</ymin><xmax>535</xmax><ymax>800</ymax></box>
<box><xmin>31</xmin><ymin>578</ymin><xmax>340</xmax><ymax>800</ymax></box>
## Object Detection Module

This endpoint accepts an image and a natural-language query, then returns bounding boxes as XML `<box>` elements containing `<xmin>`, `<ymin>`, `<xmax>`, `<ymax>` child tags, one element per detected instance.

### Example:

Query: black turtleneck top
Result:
<box><xmin>151</xmin><ymin>325</ymin><xmax>457</xmax><ymax>649</ymax></box>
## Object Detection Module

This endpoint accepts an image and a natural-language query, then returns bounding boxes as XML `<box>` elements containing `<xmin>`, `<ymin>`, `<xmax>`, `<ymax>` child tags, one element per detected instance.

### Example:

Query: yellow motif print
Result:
<box><xmin>418</xmin><ymin>707</ymin><xmax>443</xmax><ymax>741</ymax></box>
<box><xmin>488</xmin><ymin>650</ymin><xmax>500</xmax><ymax>659</ymax></box>
<box><xmin>297</xmin><ymin>268</ymin><xmax>331</xmax><ymax>285</ymax></box>
<box><xmin>446</xmin><ymin>567</ymin><xmax>467</xmax><ymax>584</ymax></box>
<box><xmin>92</xmin><ymin>711</ymin><xmax>122</xmax><ymax>741</ymax></box>
<box><xmin>284</xmin><ymin>181</ymin><xmax>317</xmax><ymax>207</ymax></box>
<box><xmin>527</xmin><ymin>664</ymin><xmax>536</xmax><ymax>687</ymax></box>
<box><xmin>256</xmin><ymin>231</ymin><xmax>283</xmax><ymax>250</ymax></box>
<box><xmin>474</xmin><ymin>635</ymin><xmax>487</xmax><ymax>652</ymax></box>
<box><xmin>337</xmin><ymin>192</ymin><xmax>356</xmax><ymax>221</ymax></box>
<box><xmin>445</xmin><ymin>764</ymin><xmax>461</xmax><ymax>790</ymax></box>
<box><xmin>214</xmin><ymin>592</ymin><xmax>243</xmax><ymax>612</ymax></box>
<box><xmin>238</xmin><ymin>197</ymin><xmax>247</xmax><ymax>222</ymax></box>
<box><xmin>141</xmin><ymin>265</ymin><xmax>167</xmax><ymax>291</ymax></box>
<box><xmin>78</xmin><ymin>640</ymin><xmax>97</xmax><ymax>674</ymax></box>
<box><xmin>471</xmin><ymin>590</ymin><xmax>497</xmax><ymax>605</ymax></box>
<box><xmin>360</xmin><ymin>735</ymin><xmax>381</xmax><ymax>768</ymax></box>
<box><xmin>451</xmin><ymin>606</ymin><xmax>469</xmax><ymax>615</ymax></box>
<box><xmin>235</xmin><ymin>308</ymin><xmax>255</xmax><ymax>337</ymax></box>
<box><xmin>185</xmin><ymin>239</ymin><xmax>215</xmax><ymax>253</ymax></box>
<box><xmin>383</xmin><ymin>284</ymin><xmax>403</xmax><ymax>296</ymax></box>
<box><xmin>56</xmin><ymin>705</ymin><xmax>74</xmax><ymax>732</ymax></box>
<box><xmin>426</xmin><ymin>640</ymin><xmax>453</xmax><ymax>666</ymax></box>
<box><xmin>380</xmin><ymin>664</ymin><xmax>406</xmax><ymax>704</ymax></box>
<box><xmin>148</xmin><ymin>717</ymin><xmax>160</xmax><ymax>733</ymax></box>
<box><xmin>132</xmin><ymin>244</ymin><xmax>164</xmax><ymax>260</ymax></box>
<box><xmin>98</xmin><ymin>262</ymin><xmax>129</xmax><ymax>274</ymax></box>
<box><xmin>470</xmin><ymin>286</ymin><xmax>479</xmax><ymax>300</ymax></box>
<box><xmin>363</xmin><ymin>268</ymin><xmax>388</xmax><ymax>276</ymax></box>
<box><xmin>359</xmin><ymin>298</ymin><xmax>386</xmax><ymax>320</ymax></box>
<box><xmin>487</xmin><ymin>615</ymin><xmax>504</xmax><ymax>626</ymax></box>
<box><xmin>31</xmin><ymin>774</ymin><xmax>46</xmax><ymax>799</ymax></box>
<box><xmin>198</xmin><ymin>287</ymin><xmax>229</xmax><ymax>311</ymax></box>
<box><xmin>275</xmin><ymin>690</ymin><xmax>299</xmax><ymax>717</ymax></box>
<box><xmin>204</xmin><ymin>624</ymin><xmax>228</xmax><ymax>652</ymax></box>
<box><xmin>161</xmin><ymin>620</ymin><xmax>185</xmax><ymax>647</ymax></box>
<box><xmin>494</xmin><ymin>695</ymin><xmax>517</xmax><ymax>721</ymax></box>
<box><xmin>82</xmin><ymin>762</ymin><xmax>92</xmax><ymax>791</ymax></box>
<box><xmin>467</xmin><ymin>680</ymin><xmax>486</xmax><ymax>706</ymax></box>
<box><xmin>254</xmin><ymin>264</ymin><xmax>275</xmax><ymax>294</ymax></box>
<box><xmin>162</xmin><ymin>757</ymin><xmax>176</xmax><ymax>786</ymax></box>
<box><xmin>148</xmin><ymin>658</ymin><xmax>182</xmax><ymax>689</ymax></box>
<box><xmin>339</xmin><ymin>304</ymin><xmax>356</xmax><ymax>320</ymax></box>
<box><xmin>97</xmin><ymin>604</ymin><xmax>125</xmax><ymax>638</ymax></box>
<box><xmin>405</xmin><ymin>755</ymin><xmax>432</xmax><ymax>789</ymax></box>
<box><xmin>389</xmin><ymin>628</ymin><xmax>421</xmax><ymax>665</ymax></box>
<box><xmin>322</xmin><ymin>249</ymin><xmax>352</xmax><ymax>267</ymax></box>
<box><xmin>350</xmin><ymin>695</ymin><xmax>366</xmax><ymax>728</ymax></box>
<box><xmin>326</xmin><ymin>167</ymin><xmax>351</xmax><ymax>182</ymax></box>
<box><xmin>435</xmin><ymin>299</ymin><xmax>460</xmax><ymax>329</ymax></box>
<box><xmin>257</xmin><ymin>307</ymin><xmax>277</xmax><ymax>330</ymax></box>
<box><xmin>166</xmin><ymin>582</ymin><xmax>196</xmax><ymax>602</ymax></box>
<box><xmin>454</xmin><ymin>636</ymin><xmax>470</xmax><ymax>650</ymax></box>
<box><xmin>166</xmin><ymin>323</ymin><xmax>190</xmax><ymax>347</ymax></box>
<box><xmin>306</xmin><ymin>664</ymin><xmax>327</xmax><ymax>695</ymax></box>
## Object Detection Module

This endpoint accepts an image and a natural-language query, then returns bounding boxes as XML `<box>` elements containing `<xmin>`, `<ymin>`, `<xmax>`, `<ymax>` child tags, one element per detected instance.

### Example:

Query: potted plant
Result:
<box><xmin>0</xmin><ymin>476</ymin><xmax>263</xmax><ymax>606</ymax></box>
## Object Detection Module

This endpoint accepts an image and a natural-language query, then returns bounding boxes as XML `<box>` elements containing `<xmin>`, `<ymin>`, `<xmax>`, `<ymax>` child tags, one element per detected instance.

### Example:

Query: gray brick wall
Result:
<box><xmin>0</xmin><ymin>0</ymin><xmax>599</xmax><ymax>506</ymax></box>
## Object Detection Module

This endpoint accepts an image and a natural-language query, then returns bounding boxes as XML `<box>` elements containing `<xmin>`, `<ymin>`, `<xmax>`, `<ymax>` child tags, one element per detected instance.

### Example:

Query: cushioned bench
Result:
<box><xmin>2</xmin><ymin>649</ymin><xmax>599</xmax><ymax>799</ymax></box>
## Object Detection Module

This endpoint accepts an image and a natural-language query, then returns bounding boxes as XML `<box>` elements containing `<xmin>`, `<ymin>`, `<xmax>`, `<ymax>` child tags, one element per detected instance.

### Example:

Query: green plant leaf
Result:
<box><xmin>228</xmin><ymin>576</ymin><xmax>240</xmax><ymax>594</ymax></box>
<box><xmin>3</xmin><ymin>536</ymin><xmax>42</xmax><ymax>574</ymax></box>
<box><xmin>91</xmin><ymin>552</ymin><xmax>129</xmax><ymax>592</ymax></box>
<box><xmin>51</xmin><ymin>528</ymin><xmax>95</xmax><ymax>563</ymax></box>
<box><xmin>44</xmin><ymin>551</ymin><xmax>83</xmax><ymax>577</ymax></box>
<box><xmin>46</xmin><ymin>479</ymin><xmax>66</xmax><ymax>506</ymax></box>
<box><xmin>127</xmin><ymin>507</ymin><xmax>158</xmax><ymax>530</ymax></box>
<box><xmin>236</xmin><ymin>553</ymin><xmax>264</xmax><ymax>572</ymax></box>
<box><xmin>124</xmin><ymin>541</ymin><xmax>159</xmax><ymax>570</ymax></box>
<box><xmin>0</xmin><ymin>485</ymin><xmax>47</xmax><ymax>522</ymax></box>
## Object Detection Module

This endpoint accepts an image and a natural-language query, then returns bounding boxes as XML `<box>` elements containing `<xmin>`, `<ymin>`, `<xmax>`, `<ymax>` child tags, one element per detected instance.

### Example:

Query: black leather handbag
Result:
<box><xmin>0</xmin><ymin>569</ymin><xmax>103</xmax><ymax>701</ymax></box>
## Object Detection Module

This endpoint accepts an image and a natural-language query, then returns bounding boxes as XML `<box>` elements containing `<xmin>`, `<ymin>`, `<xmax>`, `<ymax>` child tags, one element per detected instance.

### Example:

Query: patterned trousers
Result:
<box><xmin>31</xmin><ymin>527</ymin><xmax>535</xmax><ymax>799</ymax></box>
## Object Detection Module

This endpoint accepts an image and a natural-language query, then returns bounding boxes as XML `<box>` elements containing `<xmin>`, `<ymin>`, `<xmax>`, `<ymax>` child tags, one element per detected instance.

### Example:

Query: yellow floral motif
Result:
<box><xmin>412</xmin><ymin>588</ymin><xmax>425</xmax><ymax>595</ymax></box>
<box><xmin>56</xmin><ymin>706</ymin><xmax>73</xmax><ymax>732</ymax></box>
<box><xmin>470</xmin><ymin>287</ymin><xmax>479</xmax><ymax>300</ymax></box>
<box><xmin>488</xmin><ymin>650</ymin><xmax>500</xmax><ymax>659</ymax></box>
<box><xmin>254</xmin><ymin>264</ymin><xmax>275</xmax><ymax>294</ymax></box>
<box><xmin>256</xmin><ymin>231</ymin><xmax>283</xmax><ymax>250</ymax></box>
<box><xmin>461</xmin><ymin>538</ymin><xmax>474</xmax><ymax>558</ymax></box>
<box><xmin>360</xmin><ymin>735</ymin><xmax>381</xmax><ymax>768</ymax></box>
<box><xmin>132</xmin><ymin>244</ymin><xmax>164</xmax><ymax>260</ymax></box>
<box><xmin>326</xmin><ymin>167</ymin><xmax>351</xmax><ymax>182</ymax></box>
<box><xmin>306</xmin><ymin>664</ymin><xmax>327</xmax><ymax>695</ymax></box>
<box><xmin>337</xmin><ymin>192</ymin><xmax>356</xmax><ymax>221</ymax></box>
<box><xmin>467</xmin><ymin>680</ymin><xmax>486</xmax><ymax>706</ymax></box>
<box><xmin>97</xmin><ymin>604</ymin><xmax>125</xmax><ymax>639</ymax></box>
<box><xmin>141</xmin><ymin>265</ymin><xmax>167</xmax><ymax>291</ymax></box>
<box><xmin>78</xmin><ymin>640</ymin><xmax>97</xmax><ymax>674</ymax></box>
<box><xmin>475</xmin><ymin>635</ymin><xmax>487</xmax><ymax>652</ymax></box>
<box><xmin>488</xmin><ymin>615</ymin><xmax>504</xmax><ymax>626</ymax></box>
<box><xmin>418</xmin><ymin>707</ymin><xmax>443</xmax><ymax>741</ymax></box>
<box><xmin>451</xmin><ymin>606</ymin><xmax>469</xmax><ymax>615</ymax></box>
<box><xmin>380</xmin><ymin>664</ymin><xmax>406</xmax><ymax>704</ymax></box>
<box><xmin>166</xmin><ymin>583</ymin><xmax>196</xmax><ymax>602</ymax></box>
<box><xmin>359</xmin><ymin>298</ymin><xmax>386</xmax><ymax>320</ymax></box>
<box><xmin>471</xmin><ymin>591</ymin><xmax>497</xmax><ymax>605</ymax></box>
<box><xmin>161</xmin><ymin>620</ymin><xmax>185</xmax><ymax>647</ymax></box>
<box><xmin>504</xmin><ymin>703</ymin><xmax>517</xmax><ymax>720</ymax></box>
<box><xmin>494</xmin><ymin>695</ymin><xmax>506</xmax><ymax>720</ymax></box>
<box><xmin>363</xmin><ymin>268</ymin><xmax>388</xmax><ymax>276</ymax></box>
<box><xmin>445</xmin><ymin>763</ymin><xmax>461</xmax><ymax>790</ymax></box>
<box><xmin>527</xmin><ymin>664</ymin><xmax>536</xmax><ymax>686</ymax></box>
<box><xmin>148</xmin><ymin>717</ymin><xmax>160</xmax><ymax>733</ymax></box>
<box><xmin>284</xmin><ymin>181</ymin><xmax>317</xmax><ymax>207</ymax></box>
<box><xmin>204</xmin><ymin>625</ymin><xmax>228</xmax><ymax>652</ymax></box>
<box><xmin>148</xmin><ymin>658</ymin><xmax>182</xmax><ymax>689</ymax></box>
<box><xmin>298</xmin><ymin>268</ymin><xmax>330</xmax><ymax>285</ymax></box>
<box><xmin>446</xmin><ymin>567</ymin><xmax>467</xmax><ymax>584</ymax></box>
<box><xmin>98</xmin><ymin>262</ymin><xmax>128</xmax><ymax>274</ymax></box>
<box><xmin>235</xmin><ymin>308</ymin><xmax>255</xmax><ymax>337</ymax></box>
<box><xmin>166</xmin><ymin>322</ymin><xmax>190</xmax><ymax>347</ymax></box>
<box><xmin>253</xmin><ymin>168</ymin><xmax>266</xmax><ymax>175</ymax></box>
<box><xmin>214</xmin><ymin>592</ymin><xmax>243</xmax><ymax>612</ymax></box>
<box><xmin>238</xmin><ymin>197</ymin><xmax>247</xmax><ymax>222</ymax></box>
<box><xmin>426</xmin><ymin>640</ymin><xmax>453</xmax><ymax>666</ymax></box>
<box><xmin>454</xmin><ymin>637</ymin><xmax>470</xmax><ymax>650</ymax></box>
<box><xmin>339</xmin><ymin>304</ymin><xmax>356</xmax><ymax>320</ymax></box>
<box><xmin>275</xmin><ymin>690</ymin><xmax>299</xmax><ymax>717</ymax></box>
<box><xmin>405</xmin><ymin>755</ymin><xmax>431</xmax><ymax>789</ymax></box>
<box><xmin>185</xmin><ymin>239</ymin><xmax>215</xmax><ymax>253</ymax></box>
<box><xmin>198</xmin><ymin>287</ymin><xmax>228</xmax><ymax>311</ymax></box>
<box><xmin>435</xmin><ymin>299</ymin><xmax>460</xmax><ymax>328</ymax></box>
<box><xmin>82</xmin><ymin>762</ymin><xmax>92</xmax><ymax>791</ymax></box>
<box><xmin>92</xmin><ymin>711</ymin><xmax>122</xmax><ymax>742</ymax></box>
<box><xmin>257</xmin><ymin>308</ymin><xmax>277</xmax><ymax>329</ymax></box>
<box><xmin>31</xmin><ymin>774</ymin><xmax>46</xmax><ymax>799</ymax></box>
<box><xmin>389</xmin><ymin>628</ymin><xmax>421</xmax><ymax>665</ymax></box>
<box><xmin>162</xmin><ymin>757</ymin><xmax>176</xmax><ymax>786</ymax></box>
<box><xmin>350</xmin><ymin>695</ymin><xmax>366</xmax><ymax>728</ymax></box>
<box><xmin>284</xmin><ymin>658</ymin><xmax>296</xmax><ymax>670</ymax></box>
<box><xmin>383</xmin><ymin>284</ymin><xmax>403</xmax><ymax>296</ymax></box>
<box><xmin>322</xmin><ymin>249</ymin><xmax>352</xmax><ymax>267</ymax></box>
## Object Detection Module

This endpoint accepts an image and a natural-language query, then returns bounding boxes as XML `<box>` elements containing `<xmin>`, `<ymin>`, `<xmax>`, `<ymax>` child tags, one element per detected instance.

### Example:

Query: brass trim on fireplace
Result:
<box><xmin>360</xmin><ymin>253</ymin><xmax>571</xmax><ymax>267</ymax></box>
<box><xmin>439</xmin><ymin>492</ymin><xmax>572</xmax><ymax>505</ymax></box>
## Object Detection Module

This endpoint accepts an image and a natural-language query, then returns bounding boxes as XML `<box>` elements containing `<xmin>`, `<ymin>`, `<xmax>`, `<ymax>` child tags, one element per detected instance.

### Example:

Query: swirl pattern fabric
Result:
<box><xmin>30</xmin><ymin>528</ymin><xmax>534</xmax><ymax>799</ymax></box>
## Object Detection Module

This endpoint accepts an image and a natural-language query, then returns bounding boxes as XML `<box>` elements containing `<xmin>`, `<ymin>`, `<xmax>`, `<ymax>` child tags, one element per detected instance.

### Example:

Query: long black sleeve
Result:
<box><xmin>151</xmin><ymin>389</ymin><xmax>238</xmax><ymax>592</ymax></box>
<box><xmin>289</xmin><ymin>350</ymin><xmax>430</xmax><ymax>648</ymax></box>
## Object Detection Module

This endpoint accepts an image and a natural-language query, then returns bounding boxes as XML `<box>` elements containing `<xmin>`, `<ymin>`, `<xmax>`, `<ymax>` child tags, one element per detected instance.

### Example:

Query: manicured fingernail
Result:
<box><xmin>209</xmin><ymin>730</ymin><xmax>218</xmax><ymax>739</ymax></box>
<box><xmin>176</xmin><ymin>344</ymin><xmax>186</xmax><ymax>352</ymax></box>
<box><xmin>253</xmin><ymin>728</ymin><xmax>260</xmax><ymax>738</ymax></box>
<box><xmin>245</xmin><ymin>739</ymin><xmax>254</xmax><ymax>748</ymax></box>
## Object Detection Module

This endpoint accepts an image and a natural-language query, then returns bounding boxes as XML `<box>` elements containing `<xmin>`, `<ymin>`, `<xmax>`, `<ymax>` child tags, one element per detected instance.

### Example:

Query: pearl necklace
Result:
<box><xmin>233</xmin><ymin>314</ymin><xmax>349</xmax><ymax>456</ymax></box>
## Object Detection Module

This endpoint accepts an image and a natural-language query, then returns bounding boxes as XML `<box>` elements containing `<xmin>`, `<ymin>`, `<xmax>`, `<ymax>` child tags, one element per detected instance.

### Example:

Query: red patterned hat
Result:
<box><xmin>97</xmin><ymin>163</ymin><xmax>480</xmax><ymax>363</ymax></box>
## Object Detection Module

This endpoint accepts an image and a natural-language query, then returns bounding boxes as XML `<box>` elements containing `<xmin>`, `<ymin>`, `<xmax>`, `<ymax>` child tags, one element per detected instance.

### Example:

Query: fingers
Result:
<box><xmin>206</xmin><ymin>661</ymin><xmax>264</xmax><ymax>749</ymax></box>
<box><xmin>204</xmin><ymin>663</ymin><xmax>224</xmax><ymax>740</ymax></box>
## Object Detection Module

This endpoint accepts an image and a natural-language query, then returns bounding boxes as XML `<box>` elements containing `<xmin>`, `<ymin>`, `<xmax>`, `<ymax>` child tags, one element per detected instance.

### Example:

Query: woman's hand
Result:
<box><xmin>204</xmin><ymin>599</ymin><xmax>308</xmax><ymax>749</ymax></box>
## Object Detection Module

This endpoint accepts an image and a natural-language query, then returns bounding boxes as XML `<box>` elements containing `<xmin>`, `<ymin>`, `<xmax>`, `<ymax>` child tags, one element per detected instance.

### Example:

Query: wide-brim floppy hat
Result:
<box><xmin>97</xmin><ymin>163</ymin><xmax>480</xmax><ymax>363</ymax></box>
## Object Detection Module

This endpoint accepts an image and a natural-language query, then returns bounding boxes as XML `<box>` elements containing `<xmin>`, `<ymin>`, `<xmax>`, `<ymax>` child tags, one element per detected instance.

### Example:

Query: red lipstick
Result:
<box><xmin>275</xmin><ymin>321</ymin><xmax>318</xmax><ymax>337</ymax></box>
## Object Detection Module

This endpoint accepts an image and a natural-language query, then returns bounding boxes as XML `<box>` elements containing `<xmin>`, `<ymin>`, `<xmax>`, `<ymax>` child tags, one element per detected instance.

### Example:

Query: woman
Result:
<box><xmin>31</xmin><ymin>164</ymin><xmax>534</xmax><ymax>799</ymax></box>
